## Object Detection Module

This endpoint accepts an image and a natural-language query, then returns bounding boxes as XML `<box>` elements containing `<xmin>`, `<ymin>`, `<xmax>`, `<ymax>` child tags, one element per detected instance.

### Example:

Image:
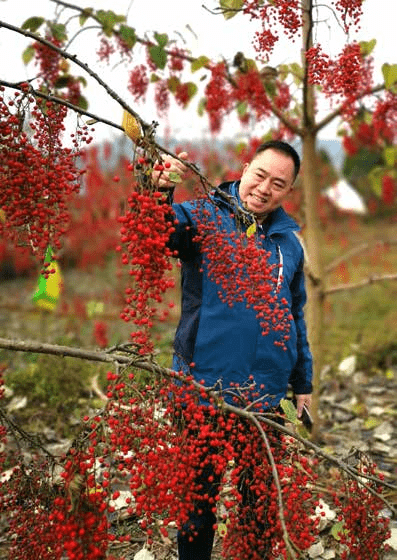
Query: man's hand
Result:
<box><xmin>152</xmin><ymin>151</ymin><xmax>189</xmax><ymax>189</ymax></box>
<box><xmin>295</xmin><ymin>393</ymin><xmax>312</xmax><ymax>419</ymax></box>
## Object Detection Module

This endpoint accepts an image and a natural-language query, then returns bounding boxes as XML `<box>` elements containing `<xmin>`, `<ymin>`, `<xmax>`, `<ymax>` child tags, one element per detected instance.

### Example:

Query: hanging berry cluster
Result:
<box><xmin>117</xmin><ymin>157</ymin><xmax>177</xmax><ymax>354</ymax></box>
<box><xmin>0</xmin><ymin>86</ymin><xmax>88</xmax><ymax>259</ymax></box>
<box><xmin>191</xmin><ymin>200</ymin><xmax>293</xmax><ymax>349</ymax></box>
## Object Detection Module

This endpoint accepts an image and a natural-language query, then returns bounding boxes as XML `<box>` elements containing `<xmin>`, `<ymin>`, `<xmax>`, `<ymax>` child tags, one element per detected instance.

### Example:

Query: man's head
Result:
<box><xmin>238</xmin><ymin>140</ymin><xmax>300</xmax><ymax>222</ymax></box>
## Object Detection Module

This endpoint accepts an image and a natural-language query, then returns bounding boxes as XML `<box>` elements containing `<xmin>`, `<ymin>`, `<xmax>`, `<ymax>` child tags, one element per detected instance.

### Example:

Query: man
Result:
<box><xmin>153</xmin><ymin>140</ymin><xmax>312</xmax><ymax>559</ymax></box>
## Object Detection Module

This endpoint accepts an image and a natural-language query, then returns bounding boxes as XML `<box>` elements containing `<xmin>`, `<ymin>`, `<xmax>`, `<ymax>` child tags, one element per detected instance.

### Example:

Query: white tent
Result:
<box><xmin>324</xmin><ymin>179</ymin><xmax>367</xmax><ymax>215</ymax></box>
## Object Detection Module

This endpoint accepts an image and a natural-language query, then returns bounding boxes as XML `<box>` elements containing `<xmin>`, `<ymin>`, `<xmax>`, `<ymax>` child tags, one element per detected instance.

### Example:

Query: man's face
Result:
<box><xmin>238</xmin><ymin>148</ymin><xmax>295</xmax><ymax>222</ymax></box>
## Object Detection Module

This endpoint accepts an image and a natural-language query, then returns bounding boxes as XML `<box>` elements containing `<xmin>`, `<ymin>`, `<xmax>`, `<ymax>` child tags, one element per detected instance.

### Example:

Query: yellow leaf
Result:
<box><xmin>122</xmin><ymin>110</ymin><xmax>142</xmax><ymax>142</ymax></box>
<box><xmin>246</xmin><ymin>223</ymin><xmax>257</xmax><ymax>238</ymax></box>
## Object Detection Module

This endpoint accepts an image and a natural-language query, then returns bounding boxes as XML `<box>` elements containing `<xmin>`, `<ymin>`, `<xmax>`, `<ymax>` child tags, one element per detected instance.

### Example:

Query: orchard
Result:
<box><xmin>0</xmin><ymin>0</ymin><xmax>397</xmax><ymax>559</ymax></box>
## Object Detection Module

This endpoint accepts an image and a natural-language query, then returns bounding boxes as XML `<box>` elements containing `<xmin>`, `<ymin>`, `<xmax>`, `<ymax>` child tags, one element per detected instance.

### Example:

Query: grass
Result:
<box><xmin>320</xmin><ymin>215</ymin><xmax>397</xmax><ymax>368</ymax></box>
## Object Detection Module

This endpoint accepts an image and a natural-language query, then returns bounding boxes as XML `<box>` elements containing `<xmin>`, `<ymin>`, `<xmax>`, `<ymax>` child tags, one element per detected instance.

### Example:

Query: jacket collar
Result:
<box><xmin>214</xmin><ymin>180</ymin><xmax>300</xmax><ymax>236</ymax></box>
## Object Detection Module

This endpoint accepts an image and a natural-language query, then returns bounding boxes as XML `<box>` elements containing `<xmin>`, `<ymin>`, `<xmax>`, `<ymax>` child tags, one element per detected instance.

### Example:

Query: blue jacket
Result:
<box><xmin>168</xmin><ymin>180</ymin><xmax>312</xmax><ymax>407</ymax></box>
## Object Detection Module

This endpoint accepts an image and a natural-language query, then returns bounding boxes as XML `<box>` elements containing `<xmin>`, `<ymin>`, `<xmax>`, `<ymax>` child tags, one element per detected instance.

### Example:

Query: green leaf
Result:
<box><xmin>22</xmin><ymin>17</ymin><xmax>45</xmax><ymax>33</ymax></box>
<box><xmin>54</xmin><ymin>76</ymin><xmax>72</xmax><ymax>89</ymax></box>
<box><xmin>96</xmin><ymin>10</ymin><xmax>126</xmax><ymax>37</ymax></box>
<box><xmin>168</xmin><ymin>172</ymin><xmax>182</xmax><ymax>183</ymax></box>
<box><xmin>217</xmin><ymin>522</ymin><xmax>228</xmax><ymax>537</ymax></box>
<box><xmin>77</xmin><ymin>76</ymin><xmax>88</xmax><ymax>87</ymax></box>
<box><xmin>219</xmin><ymin>0</ymin><xmax>245</xmax><ymax>20</ymax></box>
<box><xmin>382</xmin><ymin>63</ymin><xmax>397</xmax><ymax>91</ymax></box>
<box><xmin>331</xmin><ymin>521</ymin><xmax>346</xmax><ymax>541</ymax></box>
<box><xmin>360</xmin><ymin>38</ymin><xmax>376</xmax><ymax>57</ymax></box>
<box><xmin>197</xmin><ymin>98</ymin><xmax>206</xmax><ymax>117</ymax></box>
<box><xmin>119</xmin><ymin>25</ymin><xmax>136</xmax><ymax>49</ymax></box>
<box><xmin>383</xmin><ymin>146</ymin><xmax>397</xmax><ymax>167</ymax></box>
<box><xmin>191</xmin><ymin>56</ymin><xmax>210</xmax><ymax>72</ymax></box>
<box><xmin>79</xmin><ymin>8</ymin><xmax>93</xmax><ymax>26</ymax></box>
<box><xmin>154</xmin><ymin>32</ymin><xmax>168</xmax><ymax>48</ymax></box>
<box><xmin>77</xmin><ymin>95</ymin><xmax>88</xmax><ymax>111</ymax></box>
<box><xmin>237</xmin><ymin>101</ymin><xmax>248</xmax><ymax>117</ymax></box>
<box><xmin>86</xmin><ymin>300</ymin><xmax>104</xmax><ymax>318</ymax></box>
<box><xmin>364</xmin><ymin>416</ymin><xmax>381</xmax><ymax>430</ymax></box>
<box><xmin>150</xmin><ymin>73</ymin><xmax>161</xmax><ymax>83</ymax></box>
<box><xmin>48</xmin><ymin>22</ymin><xmax>67</xmax><ymax>42</ymax></box>
<box><xmin>280</xmin><ymin>398</ymin><xmax>298</xmax><ymax>423</ymax></box>
<box><xmin>167</xmin><ymin>76</ymin><xmax>180</xmax><ymax>93</ymax></box>
<box><xmin>368</xmin><ymin>166</ymin><xmax>384</xmax><ymax>197</ymax></box>
<box><xmin>186</xmin><ymin>82</ymin><xmax>198</xmax><ymax>101</ymax></box>
<box><xmin>149</xmin><ymin>45</ymin><xmax>167</xmax><ymax>70</ymax></box>
<box><xmin>22</xmin><ymin>45</ymin><xmax>35</xmax><ymax>65</ymax></box>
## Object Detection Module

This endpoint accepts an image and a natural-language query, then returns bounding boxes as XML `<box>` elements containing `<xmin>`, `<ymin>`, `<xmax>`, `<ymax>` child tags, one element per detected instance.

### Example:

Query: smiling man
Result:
<box><xmin>152</xmin><ymin>139</ymin><xmax>313</xmax><ymax>560</ymax></box>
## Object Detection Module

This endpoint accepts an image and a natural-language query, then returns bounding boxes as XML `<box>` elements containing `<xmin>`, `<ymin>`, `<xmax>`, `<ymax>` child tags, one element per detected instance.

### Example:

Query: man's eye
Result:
<box><xmin>273</xmin><ymin>183</ymin><xmax>285</xmax><ymax>190</ymax></box>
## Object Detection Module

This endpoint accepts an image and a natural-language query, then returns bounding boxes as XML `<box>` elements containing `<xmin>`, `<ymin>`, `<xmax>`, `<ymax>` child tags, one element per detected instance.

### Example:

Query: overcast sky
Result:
<box><xmin>1</xmin><ymin>0</ymin><xmax>396</xmax><ymax>144</ymax></box>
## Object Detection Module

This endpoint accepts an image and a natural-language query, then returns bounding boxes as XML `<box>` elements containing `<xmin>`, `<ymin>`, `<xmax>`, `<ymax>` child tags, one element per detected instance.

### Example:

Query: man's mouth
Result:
<box><xmin>251</xmin><ymin>193</ymin><xmax>268</xmax><ymax>204</ymax></box>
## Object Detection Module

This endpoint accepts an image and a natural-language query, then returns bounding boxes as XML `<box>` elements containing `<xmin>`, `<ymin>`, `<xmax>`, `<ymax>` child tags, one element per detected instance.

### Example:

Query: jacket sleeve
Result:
<box><xmin>288</xmin><ymin>250</ymin><xmax>313</xmax><ymax>395</ymax></box>
<box><xmin>165</xmin><ymin>192</ymin><xmax>201</xmax><ymax>261</ymax></box>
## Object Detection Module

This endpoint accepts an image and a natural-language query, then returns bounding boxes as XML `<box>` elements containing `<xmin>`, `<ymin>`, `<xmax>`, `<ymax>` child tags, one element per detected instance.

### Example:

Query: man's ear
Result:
<box><xmin>242</xmin><ymin>162</ymin><xmax>250</xmax><ymax>175</ymax></box>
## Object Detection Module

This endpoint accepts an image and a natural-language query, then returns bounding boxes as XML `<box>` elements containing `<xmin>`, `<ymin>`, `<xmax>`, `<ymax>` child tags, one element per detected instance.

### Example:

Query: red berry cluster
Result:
<box><xmin>332</xmin><ymin>462</ymin><xmax>391</xmax><ymax>559</ymax></box>
<box><xmin>332</xmin><ymin>0</ymin><xmax>364</xmax><ymax>31</ymax></box>
<box><xmin>0</xmin><ymin>87</ymin><xmax>86</xmax><ymax>259</ymax></box>
<box><xmin>128</xmin><ymin>64</ymin><xmax>149</xmax><ymax>103</ymax></box>
<box><xmin>306</xmin><ymin>43</ymin><xmax>373</xmax><ymax>118</ymax></box>
<box><xmin>117</xmin><ymin>159</ymin><xmax>176</xmax><ymax>353</ymax></box>
<box><xmin>191</xmin><ymin>201</ymin><xmax>292</xmax><ymax>349</ymax></box>
<box><xmin>204</xmin><ymin>62</ymin><xmax>233</xmax><ymax>133</ymax></box>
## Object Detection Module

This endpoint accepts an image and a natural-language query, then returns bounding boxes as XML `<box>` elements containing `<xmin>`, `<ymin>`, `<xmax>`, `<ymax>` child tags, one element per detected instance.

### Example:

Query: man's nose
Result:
<box><xmin>257</xmin><ymin>178</ymin><xmax>271</xmax><ymax>193</ymax></box>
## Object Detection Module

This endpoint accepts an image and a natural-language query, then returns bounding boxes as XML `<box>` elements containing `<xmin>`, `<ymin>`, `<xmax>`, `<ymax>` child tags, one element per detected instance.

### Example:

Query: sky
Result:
<box><xmin>0</xmin><ymin>0</ymin><xmax>396</xmax><ymax>146</ymax></box>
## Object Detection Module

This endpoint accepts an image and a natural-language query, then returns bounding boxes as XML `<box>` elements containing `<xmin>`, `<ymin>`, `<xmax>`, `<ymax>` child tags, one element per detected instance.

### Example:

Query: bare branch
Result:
<box><xmin>325</xmin><ymin>239</ymin><xmax>397</xmax><ymax>275</ymax></box>
<box><xmin>314</xmin><ymin>83</ymin><xmax>385</xmax><ymax>133</ymax></box>
<box><xmin>0</xmin><ymin>79</ymin><xmax>125</xmax><ymax>134</ymax></box>
<box><xmin>325</xmin><ymin>272</ymin><xmax>397</xmax><ymax>295</ymax></box>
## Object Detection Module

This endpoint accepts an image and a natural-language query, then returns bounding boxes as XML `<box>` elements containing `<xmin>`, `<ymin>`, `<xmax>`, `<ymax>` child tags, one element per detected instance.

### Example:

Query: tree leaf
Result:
<box><xmin>368</xmin><ymin>166</ymin><xmax>384</xmax><ymax>197</ymax></box>
<box><xmin>197</xmin><ymin>98</ymin><xmax>206</xmax><ymax>117</ymax></box>
<box><xmin>167</xmin><ymin>76</ymin><xmax>180</xmax><ymax>93</ymax></box>
<box><xmin>280</xmin><ymin>398</ymin><xmax>298</xmax><ymax>423</ymax></box>
<box><xmin>237</xmin><ymin>101</ymin><xmax>248</xmax><ymax>117</ymax></box>
<box><xmin>186</xmin><ymin>82</ymin><xmax>198</xmax><ymax>101</ymax></box>
<box><xmin>382</xmin><ymin>63</ymin><xmax>397</xmax><ymax>91</ymax></box>
<box><xmin>22</xmin><ymin>45</ymin><xmax>35</xmax><ymax>65</ymax></box>
<box><xmin>168</xmin><ymin>172</ymin><xmax>182</xmax><ymax>183</ymax></box>
<box><xmin>383</xmin><ymin>146</ymin><xmax>397</xmax><ymax>167</ymax></box>
<box><xmin>79</xmin><ymin>8</ymin><xmax>93</xmax><ymax>26</ymax></box>
<box><xmin>22</xmin><ymin>17</ymin><xmax>45</xmax><ymax>33</ymax></box>
<box><xmin>191</xmin><ymin>56</ymin><xmax>210</xmax><ymax>72</ymax></box>
<box><xmin>119</xmin><ymin>25</ymin><xmax>137</xmax><ymax>49</ymax></box>
<box><xmin>359</xmin><ymin>38</ymin><xmax>376</xmax><ymax>57</ymax></box>
<box><xmin>149</xmin><ymin>45</ymin><xmax>167</xmax><ymax>70</ymax></box>
<box><xmin>48</xmin><ymin>22</ymin><xmax>67</xmax><ymax>42</ymax></box>
<box><xmin>219</xmin><ymin>0</ymin><xmax>245</xmax><ymax>20</ymax></box>
<box><xmin>331</xmin><ymin>520</ymin><xmax>346</xmax><ymax>541</ymax></box>
<box><xmin>54</xmin><ymin>76</ymin><xmax>72</xmax><ymax>89</ymax></box>
<box><xmin>96</xmin><ymin>10</ymin><xmax>126</xmax><ymax>37</ymax></box>
<box><xmin>154</xmin><ymin>32</ymin><xmax>168</xmax><ymax>48</ymax></box>
<box><xmin>77</xmin><ymin>95</ymin><xmax>88</xmax><ymax>111</ymax></box>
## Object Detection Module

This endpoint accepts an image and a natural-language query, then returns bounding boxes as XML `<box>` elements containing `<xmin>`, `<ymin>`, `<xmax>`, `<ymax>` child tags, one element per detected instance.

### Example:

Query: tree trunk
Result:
<box><xmin>301</xmin><ymin>0</ymin><xmax>325</xmax><ymax>440</ymax></box>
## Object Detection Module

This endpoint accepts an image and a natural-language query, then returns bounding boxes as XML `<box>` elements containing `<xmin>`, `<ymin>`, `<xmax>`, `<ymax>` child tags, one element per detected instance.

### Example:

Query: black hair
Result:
<box><xmin>254</xmin><ymin>140</ymin><xmax>301</xmax><ymax>181</ymax></box>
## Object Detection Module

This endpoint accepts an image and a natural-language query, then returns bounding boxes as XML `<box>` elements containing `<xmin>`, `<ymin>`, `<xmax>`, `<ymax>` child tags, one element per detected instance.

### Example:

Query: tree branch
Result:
<box><xmin>314</xmin><ymin>83</ymin><xmax>385</xmax><ymax>134</ymax></box>
<box><xmin>325</xmin><ymin>272</ymin><xmax>397</xmax><ymax>295</ymax></box>
<box><xmin>0</xmin><ymin>79</ymin><xmax>125</xmax><ymax>134</ymax></box>
<box><xmin>325</xmin><ymin>239</ymin><xmax>397</xmax><ymax>275</ymax></box>
<box><xmin>0</xmin><ymin>20</ymin><xmax>151</xmax><ymax>134</ymax></box>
